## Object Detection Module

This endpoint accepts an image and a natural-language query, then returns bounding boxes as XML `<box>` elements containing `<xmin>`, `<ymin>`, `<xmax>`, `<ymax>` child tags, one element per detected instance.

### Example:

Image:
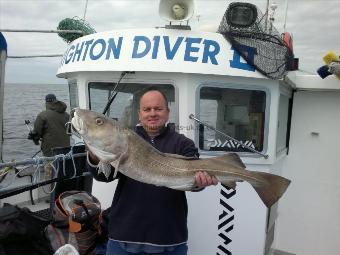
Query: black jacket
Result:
<box><xmin>87</xmin><ymin>124</ymin><xmax>199</xmax><ymax>246</ymax></box>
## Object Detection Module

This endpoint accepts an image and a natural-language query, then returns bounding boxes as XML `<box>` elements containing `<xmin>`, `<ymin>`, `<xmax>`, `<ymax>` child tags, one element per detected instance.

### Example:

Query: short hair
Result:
<box><xmin>139</xmin><ymin>86</ymin><xmax>169</xmax><ymax>109</ymax></box>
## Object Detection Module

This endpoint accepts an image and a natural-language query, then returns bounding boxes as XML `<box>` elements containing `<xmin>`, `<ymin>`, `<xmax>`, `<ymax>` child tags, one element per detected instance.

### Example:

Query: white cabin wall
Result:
<box><xmin>67</xmin><ymin>71</ymin><xmax>294</xmax><ymax>253</ymax></box>
<box><xmin>184</xmin><ymin>73</ymin><xmax>287</xmax><ymax>255</ymax></box>
<box><xmin>274</xmin><ymin>90</ymin><xmax>340</xmax><ymax>255</ymax></box>
<box><xmin>174</xmin><ymin>74</ymin><xmax>195</xmax><ymax>140</ymax></box>
<box><xmin>266</xmin><ymin>83</ymin><xmax>279</xmax><ymax>162</ymax></box>
<box><xmin>76</xmin><ymin>74</ymin><xmax>90</xmax><ymax>109</ymax></box>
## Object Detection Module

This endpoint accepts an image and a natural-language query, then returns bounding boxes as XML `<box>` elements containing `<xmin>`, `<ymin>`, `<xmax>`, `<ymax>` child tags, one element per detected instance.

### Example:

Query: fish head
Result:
<box><xmin>71</xmin><ymin>108</ymin><xmax>128</xmax><ymax>162</ymax></box>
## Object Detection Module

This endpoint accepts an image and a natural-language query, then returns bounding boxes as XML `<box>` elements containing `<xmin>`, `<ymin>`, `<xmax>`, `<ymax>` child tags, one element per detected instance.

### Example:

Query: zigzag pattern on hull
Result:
<box><xmin>217</xmin><ymin>185</ymin><xmax>236</xmax><ymax>255</ymax></box>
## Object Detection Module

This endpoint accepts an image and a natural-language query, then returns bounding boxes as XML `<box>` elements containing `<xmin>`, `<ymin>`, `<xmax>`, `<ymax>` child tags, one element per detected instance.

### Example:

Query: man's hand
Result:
<box><xmin>27</xmin><ymin>131</ymin><xmax>34</xmax><ymax>140</ymax></box>
<box><xmin>195</xmin><ymin>171</ymin><xmax>218</xmax><ymax>188</ymax></box>
<box><xmin>27</xmin><ymin>131</ymin><xmax>40</xmax><ymax>145</ymax></box>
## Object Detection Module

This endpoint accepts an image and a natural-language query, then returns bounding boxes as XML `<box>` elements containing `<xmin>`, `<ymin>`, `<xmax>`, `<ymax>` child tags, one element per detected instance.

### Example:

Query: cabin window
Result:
<box><xmin>88</xmin><ymin>82</ymin><xmax>176</xmax><ymax>127</ymax></box>
<box><xmin>68</xmin><ymin>80</ymin><xmax>79</xmax><ymax>110</ymax></box>
<box><xmin>276</xmin><ymin>94</ymin><xmax>291</xmax><ymax>154</ymax></box>
<box><xmin>199</xmin><ymin>86</ymin><xmax>266</xmax><ymax>153</ymax></box>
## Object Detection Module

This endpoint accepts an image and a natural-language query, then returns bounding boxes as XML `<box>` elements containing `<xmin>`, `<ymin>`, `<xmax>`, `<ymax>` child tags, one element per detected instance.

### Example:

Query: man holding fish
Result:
<box><xmin>86</xmin><ymin>88</ymin><xmax>218</xmax><ymax>255</ymax></box>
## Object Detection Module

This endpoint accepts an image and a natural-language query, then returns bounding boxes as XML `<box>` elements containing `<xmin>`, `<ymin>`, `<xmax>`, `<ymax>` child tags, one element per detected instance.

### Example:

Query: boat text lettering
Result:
<box><xmin>62</xmin><ymin>35</ymin><xmax>220</xmax><ymax>65</ymax></box>
<box><xmin>132</xmin><ymin>36</ymin><xmax>220</xmax><ymax>64</ymax></box>
<box><xmin>64</xmin><ymin>37</ymin><xmax>123</xmax><ymax>64</ymax></box>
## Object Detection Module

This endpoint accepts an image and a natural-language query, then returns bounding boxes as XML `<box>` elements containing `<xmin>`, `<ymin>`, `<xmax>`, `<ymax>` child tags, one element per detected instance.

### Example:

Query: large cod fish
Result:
<box><xmin>71</xmin><ymin>108</ymin><xmax>290</xmax><ymax>208</ymax></box>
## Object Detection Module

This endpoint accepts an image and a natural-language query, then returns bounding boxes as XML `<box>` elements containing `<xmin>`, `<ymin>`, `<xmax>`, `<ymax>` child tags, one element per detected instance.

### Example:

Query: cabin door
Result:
<box><xmin>275</xmin><ymin>90</ymin><xmax>340</xmax><ymax>255</ymax></box>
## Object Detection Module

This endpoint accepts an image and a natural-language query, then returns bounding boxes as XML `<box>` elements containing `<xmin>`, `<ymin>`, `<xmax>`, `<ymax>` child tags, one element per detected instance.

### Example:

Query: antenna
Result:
<box><xmin>264</xmin><ymin>0</ymin><xmax>270</xmax><ymax>31</ymax></box>
<box><xmin>83</xmin><ymin>0</ymin><xmax>89</xmax><ymax>21</ymax></box>
<box><xmin>283</xmin><ymin>0</ymin><xmax>289</xmax><ymax>32</ymax></box>
<box><xmin>268</xmin><ymin>1</ymin><xmax>278</xmax><ymax>33</ymax></box>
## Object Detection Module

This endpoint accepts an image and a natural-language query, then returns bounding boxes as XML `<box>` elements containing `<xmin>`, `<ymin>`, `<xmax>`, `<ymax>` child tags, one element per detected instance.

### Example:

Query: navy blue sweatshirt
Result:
<box><xmin>86</xmin><ymin>124</ymin><xmax>199</xmax><ymax>246</ymax></box>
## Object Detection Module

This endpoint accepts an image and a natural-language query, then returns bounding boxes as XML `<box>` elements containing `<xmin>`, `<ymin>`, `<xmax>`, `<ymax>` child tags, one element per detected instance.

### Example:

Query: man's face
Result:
<box><xmin>138</xmin><ymin>90</ymin><xmax>169</xmax><ymax>136</ymax></box>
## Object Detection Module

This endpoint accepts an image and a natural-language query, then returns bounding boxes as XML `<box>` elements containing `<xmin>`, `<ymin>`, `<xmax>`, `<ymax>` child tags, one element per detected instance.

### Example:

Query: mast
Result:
<box><xmin>265</xmin><ymin>0</ymin><xmax>270</xmax><ymax>31</ymax></box>
<box><xmin>83</xmin><ymin>0</ymin><xmax>89</xmax><ymax>21</ymax></box>
<box><xmin>0</xmin><ymin>33</ymin><xmax>7</xmax><ymax>162</ymax></box>
<box><xmin>283</xmin><ymin>0</ymin><xmax>289</xmax><ymax>32</ymax></box>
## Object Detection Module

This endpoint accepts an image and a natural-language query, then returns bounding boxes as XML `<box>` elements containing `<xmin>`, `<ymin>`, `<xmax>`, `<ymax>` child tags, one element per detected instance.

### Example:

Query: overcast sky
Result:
<box><xmin>1</xmin><ymin>0</ymin><xmax>340</xmax><ymax>84</ymax></box>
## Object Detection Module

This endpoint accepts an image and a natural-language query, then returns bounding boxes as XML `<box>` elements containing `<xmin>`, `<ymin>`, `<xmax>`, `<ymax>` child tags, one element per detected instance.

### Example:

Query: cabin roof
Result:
<box><xmin>285</xmin><ymin>71</ymin><xmax>340</xmax><ymax>91</ymax></box>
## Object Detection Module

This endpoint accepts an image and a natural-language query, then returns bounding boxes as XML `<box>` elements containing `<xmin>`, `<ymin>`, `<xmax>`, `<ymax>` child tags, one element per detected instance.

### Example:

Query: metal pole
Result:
<box><xmin>0</xmin><ymin>172</ymin><xmax>92</xmax><ymax>199</ymax></box>
<box><xmin>8</xmin><ymin>54</ymin><xmax>63</xmax><ymax>58</ymax></box>
<box><xmin>0</xmin><ymin>46</ymin><xmax>6</xmax><ymax>162</ymax></box>
<box><xmin>102</xmin><ymin>71</ymin><xmax>135</xmax><ymax>115</ymax></box>
<box><xmin>83</xmin><ymin>0</ymin><xmax>89</xmax><ymax>21</ymax></box>
<box><xmin>0</xmin><ymin>29</ymin><xmax>84</xmax><ymax>34</ymax></box>
<box><xmin>0</xmin><ymin>152</ymin><xmax>87</xmax><ymax>168</ymax></box>
<box><xmin>283</xmin><ymin>0</ymin><xmax>289</xmax><ymax>32</ymax></box>
<box><xmin>265</xmin><ymin>0</ymin><xmax>270</xmax><ymax>32</ymax></box>
<box><xmin>189</xmin><ymin>114</ymin><xmax>268</xmax><ymax>158</ymax></box>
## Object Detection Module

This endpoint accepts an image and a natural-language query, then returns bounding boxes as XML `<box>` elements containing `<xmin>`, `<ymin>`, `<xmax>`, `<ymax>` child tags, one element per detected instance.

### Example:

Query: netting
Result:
<box><xmin>218</xmin><ymin>2</ymin><xmax>294</xmax><ymax>79</ymax></box>
<box><xmin>57</xmin><ymin>17</ymin><xmax>96</xmax><ymax>43</ymax></box>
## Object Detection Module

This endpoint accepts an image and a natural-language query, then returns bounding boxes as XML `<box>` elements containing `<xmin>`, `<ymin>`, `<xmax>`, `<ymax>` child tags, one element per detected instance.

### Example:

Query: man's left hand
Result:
<box><xmin>27</xmin><ymin>131</ymin><xmax>40</xmax><ymax>145</ymax></box>
<box><xmin>195</xmin><ymin>171</ymin><xmax>218</xmax><ymax>188</ymax></box>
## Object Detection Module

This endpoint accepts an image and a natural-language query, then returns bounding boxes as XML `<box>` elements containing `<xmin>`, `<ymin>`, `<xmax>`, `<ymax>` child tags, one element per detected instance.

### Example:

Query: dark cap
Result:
<box><xmin>45</xmin><ymin>93</ymin><xmax>57</xmax><ymax>102</ymax></box>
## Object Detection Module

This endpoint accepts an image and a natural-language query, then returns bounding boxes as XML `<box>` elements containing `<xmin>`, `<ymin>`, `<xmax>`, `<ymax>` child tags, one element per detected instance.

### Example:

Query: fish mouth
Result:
<box><xmin>71</xmin><ymin>110</ymin><xmax>87</xmax><ymax>136</ymax></box>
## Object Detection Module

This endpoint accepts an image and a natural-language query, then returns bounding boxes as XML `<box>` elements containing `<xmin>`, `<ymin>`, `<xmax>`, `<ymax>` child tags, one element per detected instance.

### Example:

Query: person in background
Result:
<box><xmin>28</xmin><ymin>93</ymin><xmax>70</xmax><ymax>156</ymax></box>
<box><xmin>86</xmin><ymin>88</ymin><xmax>218</xmax><ymax>255</ymax></box>
<box><xmin>28</xmin><ymin>93</ymin><xmax>70</xmax><ymax>200</ymax></box>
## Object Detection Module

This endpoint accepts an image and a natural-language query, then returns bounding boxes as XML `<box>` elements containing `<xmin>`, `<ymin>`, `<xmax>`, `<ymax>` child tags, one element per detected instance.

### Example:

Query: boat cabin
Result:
<box><xmin>57</xmin><ymin>23</ymin><xmax>293</xmax><ymax>255</ymax></box>
<box><xmin>1</xmin><ymin>1</ymin><xmax>340</xmax><ymax>254</ymax></box>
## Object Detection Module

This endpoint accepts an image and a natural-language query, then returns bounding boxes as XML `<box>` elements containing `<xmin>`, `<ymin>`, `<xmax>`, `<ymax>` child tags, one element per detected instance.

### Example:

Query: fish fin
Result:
<box><xmin>212</xmin><ymin>153</ymin><xmax>246</xmax><ymax>168</ymax></box>
<box><xmin>87</xmin><ymin>144</ymin><xmax>118</xmax><ymax>162</ymax></box>
<box><xmin>169</xmin><ymin>182</ymin><xmax>195</xmax><ymax>191</ymax></box>
<box><xmin>110</xmin><ymin>158</ymin><xmax>121</xmax><ymax>171</ymax></box>
<box><xmin>162</xmin><ymin>152</ymin><xmax>197</xmax><ymax>160</ymax></box>
<box><xmin>251</xmin><ymin>172</ymin><xmax>291</xmax><ymax>208</ymax></box>
<box><xmin>97</xmin><ymin>161</ymin><xmax>112</xmax><ymax>179</ymax></box>
<box><xmin>108</xmin><ymin>144</ymin><xmax>128</xmax><ymax>175</ymax></box>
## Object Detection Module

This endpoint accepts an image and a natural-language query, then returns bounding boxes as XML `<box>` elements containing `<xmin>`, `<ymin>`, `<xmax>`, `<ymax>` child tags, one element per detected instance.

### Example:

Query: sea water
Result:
<box><xmin>2</xmin><ymin>83</ymin><xmax>70</xmax><ymax>161</ymax></box>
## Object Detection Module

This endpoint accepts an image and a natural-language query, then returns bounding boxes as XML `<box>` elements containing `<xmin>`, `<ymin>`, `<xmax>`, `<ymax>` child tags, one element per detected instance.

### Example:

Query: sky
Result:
<box><xmin>1</xmin><ymin>0</ymin><xmax>340</xmax><ymax>84</ymax></box>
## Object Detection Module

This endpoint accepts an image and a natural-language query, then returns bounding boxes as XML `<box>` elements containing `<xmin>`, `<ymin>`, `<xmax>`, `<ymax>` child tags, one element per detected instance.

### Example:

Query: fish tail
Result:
<box><xmin>250</xmin><ymin>172</ymin><xmax>291</xmax><ymax>208</ymax></box>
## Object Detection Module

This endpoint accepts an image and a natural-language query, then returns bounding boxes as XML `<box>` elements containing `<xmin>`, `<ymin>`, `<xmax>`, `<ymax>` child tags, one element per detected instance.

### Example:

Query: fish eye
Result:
<box><xmin>95</xmin><ymin>118</ymin><xmax>104</xmax><ymax>125</ymax></box>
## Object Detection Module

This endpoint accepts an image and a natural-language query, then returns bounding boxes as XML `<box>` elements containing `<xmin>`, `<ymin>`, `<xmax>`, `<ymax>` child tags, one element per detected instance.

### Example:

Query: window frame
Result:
<box><xmin>86</xmin><ymin>80</ymin><xmax>179</xmax><ymax>127</ymax></box>
<box><xmin>68</xmin><ymin>79</ymin><xmax>79</xmax><ymax>110</ymax></box>
<box><xmin>276</xmin><ymin>86</ymin><xmax>293</xmax><ymax>155</ymax></box>
<box><xmin>195</xmin><ymin>82</ymin><xmax>270</xmax><ymax>157</ymax></box>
